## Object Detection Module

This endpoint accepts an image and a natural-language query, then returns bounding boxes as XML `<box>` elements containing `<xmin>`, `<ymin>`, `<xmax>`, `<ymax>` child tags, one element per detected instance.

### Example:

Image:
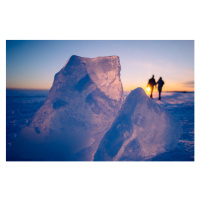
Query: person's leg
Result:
<box><xmin>158</xmin><ymin>88</ymin><xmax>161</xmax><ymax>100</ymax></box>
<box><xmin>152</xmin><ymin>88</ymin><xmax>154</xmax><ymax>98</ymax></box>
<box><xmin>150</xmin><ymin>86</ymin><xmax>153</xmax><ymax>98</ymax></box>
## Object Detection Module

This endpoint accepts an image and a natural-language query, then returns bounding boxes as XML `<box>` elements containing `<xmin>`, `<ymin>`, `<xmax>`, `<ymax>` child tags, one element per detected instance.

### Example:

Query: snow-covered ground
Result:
<box><xmin>153</xmin><ymin>91</ymin><xmax>194</xmax><ymax>161</ymax></box>
<box><xmin>6</xmin><ymin>89</ymin><xmax>48</xmax><ymax>153</ymax></box>
<box><xmin>6</xmin><ymin>89</ymin><xmax>194</xmax><ymax>161</ymax></box>
<box><xmin>125</xmin><ymin>90</ymin><xmax>194</xmax><ymax>161</ymax></box>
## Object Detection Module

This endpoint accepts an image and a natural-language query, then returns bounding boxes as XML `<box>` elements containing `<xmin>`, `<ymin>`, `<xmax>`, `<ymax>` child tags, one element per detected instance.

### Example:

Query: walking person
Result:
<box><xmin>156</xmin><ymin>77</ymin><xmax>165</xmax><ymax>100</ymax></box>
<box><xmin>147</xmin><ymin>75</ymin><xmax>156</xmax><ymax>98</ymax></box>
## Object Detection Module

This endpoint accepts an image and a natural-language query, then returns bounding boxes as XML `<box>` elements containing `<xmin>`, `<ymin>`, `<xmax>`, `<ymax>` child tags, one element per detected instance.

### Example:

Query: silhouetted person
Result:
<box><xmin>156</xmin><ymin>77</ymin><xmax>165</xmax><ymax>100</ymax></box>
<box><xmin>147</xmin><ymin>75</ymin><xmax>156</xmax><ymax>98</ymax></box>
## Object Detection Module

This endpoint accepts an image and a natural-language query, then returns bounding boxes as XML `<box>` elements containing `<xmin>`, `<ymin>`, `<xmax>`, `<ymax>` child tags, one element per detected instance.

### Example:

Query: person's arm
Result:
<box><xmin>155</xmin><ymin>82</ymin><xmax>157</xmax><ymax>89</ymax></box>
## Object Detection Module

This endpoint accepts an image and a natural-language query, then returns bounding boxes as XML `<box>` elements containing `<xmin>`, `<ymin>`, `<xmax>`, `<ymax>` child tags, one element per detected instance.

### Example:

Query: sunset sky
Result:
<box><xmin>6</xmin><ymin>40</ymin><xmax>194</xmax><ymax>92</ymax></box>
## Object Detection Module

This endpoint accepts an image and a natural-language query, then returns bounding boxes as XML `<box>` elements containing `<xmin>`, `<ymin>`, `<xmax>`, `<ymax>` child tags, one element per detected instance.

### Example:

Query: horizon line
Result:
<box><xmin>6</xmin><ymin>87</ymin><xmax>194</xmax><ymax>93</ymax></box>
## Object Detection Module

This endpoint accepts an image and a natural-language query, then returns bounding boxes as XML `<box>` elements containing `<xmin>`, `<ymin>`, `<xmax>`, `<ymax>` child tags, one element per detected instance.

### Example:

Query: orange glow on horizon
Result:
<box><xmin>123</xmin><ymin>82</ymin><xmax>194</xmax><ymax>93</ymax></box>
<box><xmin>7</xmin><ymin>80</ymin><xmax>194</xmax><ymax>92</ymax></box>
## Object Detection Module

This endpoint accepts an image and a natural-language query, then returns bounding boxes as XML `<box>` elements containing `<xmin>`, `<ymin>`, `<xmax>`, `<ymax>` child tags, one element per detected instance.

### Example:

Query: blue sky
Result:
<box><xmin>6</xmin><ymin>40</ymin><xmax>194</xmax><ymax>91</ymax></box>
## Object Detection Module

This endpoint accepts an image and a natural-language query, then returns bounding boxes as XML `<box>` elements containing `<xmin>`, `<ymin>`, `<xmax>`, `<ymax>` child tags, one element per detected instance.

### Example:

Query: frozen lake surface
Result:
<box><xmin>6</xmin><ymin>89</ymin><xmax>194</xmax><ymax>161</ymax></box>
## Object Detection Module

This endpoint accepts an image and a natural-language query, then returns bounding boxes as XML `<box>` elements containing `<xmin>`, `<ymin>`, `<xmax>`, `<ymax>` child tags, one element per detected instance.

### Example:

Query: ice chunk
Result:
<box><xmin>94</xmin><ymin>88</ymin><xmax>183</xmax><ymax>161</ymax></box>
<box><xmin>10</xmin><ymin>55</ymin><xmax>124</xmax><ymax>161</ymax></box>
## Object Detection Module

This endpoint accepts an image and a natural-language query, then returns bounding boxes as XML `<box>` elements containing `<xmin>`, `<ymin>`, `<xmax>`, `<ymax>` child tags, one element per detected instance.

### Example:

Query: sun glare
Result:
<box><xmin>146</xmin><ymin>86</ymin><xmax>151</xmax><ymax>95</ymax></box>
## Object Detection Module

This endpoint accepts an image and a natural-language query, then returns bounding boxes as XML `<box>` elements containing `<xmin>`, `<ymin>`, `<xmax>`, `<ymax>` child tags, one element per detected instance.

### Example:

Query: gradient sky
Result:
<box><xmin>6</xmin><ymin>40</ymin><xmax>194</xmax><ymax>91</ymax></box>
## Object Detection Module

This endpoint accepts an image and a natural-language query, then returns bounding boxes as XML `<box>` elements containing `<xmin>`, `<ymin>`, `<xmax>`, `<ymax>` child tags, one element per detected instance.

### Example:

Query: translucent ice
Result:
<box><xmin>10</xmin><ymin>55</ymin><xmax>124</xmax><ymax>161</ymax></box>
<box><xmin>94</xmin><ymin>88</ymin><xmax>183</xmax><ymax>161</ymax></box>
